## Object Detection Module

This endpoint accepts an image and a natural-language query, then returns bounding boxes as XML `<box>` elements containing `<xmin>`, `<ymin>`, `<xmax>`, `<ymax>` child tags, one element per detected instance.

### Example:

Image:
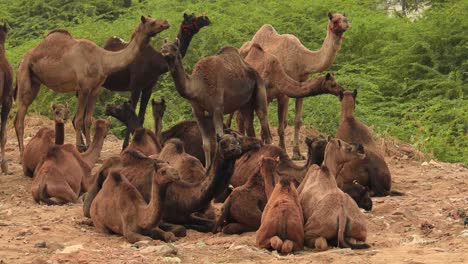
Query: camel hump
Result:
<box><xmin>216</xmin><ymin>46</ymin><xmax>239</xmax><ymax>56</ymax></box>
<box><xmin>104</xmin><ymin>36</ymin><xmax>128</xmax><ymax>51</ymax></box>
<box><xmin>165</xmin><ymin>138</ymin><xmax>185</xmax><ymax>154</ymax></box>
<box><xmin>250</xmin><ymin>43</ymin><xmax>264</xmax><ymax>52</ymax></box>
<box><xmin>45</xmin><ymin>145</ymin><xmax>62</xmax><ymax>160</ymax></box>
<box><xmin>259</xmin><ymin>24</ymin><xmax>277</xmax><ymax>34</ymax></box>
<box><xmin>109</xmin><ymin>170</ymin><xmax>123</xmax><ymax>184</ymax></box>
<box><xmin>47</xmin><ymin>29</ymin><xmax>72</xmax><ymax>37</ymax></box>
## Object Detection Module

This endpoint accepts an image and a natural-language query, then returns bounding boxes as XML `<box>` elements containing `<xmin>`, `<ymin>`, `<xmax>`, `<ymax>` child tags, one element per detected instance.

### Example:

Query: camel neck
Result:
<box><xmin>54</xmin><ymin>123</ymin><xmax>65</xmax><ymax>145</ymax></box>
<box><xmin>142</xmin><ymin>181</ymin><xmax>168</xmax><ymax>229</ymax></box>
<box><xmin>176</xmin><ymin>32</ymin><xmax>195</xmax><ymax>58</ymax></box>
<box><xmin>260</xmin><ymin>168</ymin><xmax>276</xmax><ymax>199</ymax></box>
<box><xmin>154</xmin><ymin>115</ymin><xmax>163</xmax><ymax>139</ymax></box>
<box><xmin>301</xmin><ymin>28</ymin><xmax>342</xmax><ymax>75</ymax></box>
<box><xmin>166</xmin><ymin>55</ymin><xmax>194</xmax><ymax>100</ymax></box>
<box><xmin>340</xmin><ymin>100</ymin><xmax>355</xmax><ymax>122</ymax></box>
<box><xmin>319</xmin><ymin>164</ymin><xmax>339</xmax><ymax>186</ymax></box>
<box><xmin>81</xmin><ymin>129</ymin><xmax>106</xmax><ymax>168</ymax></box>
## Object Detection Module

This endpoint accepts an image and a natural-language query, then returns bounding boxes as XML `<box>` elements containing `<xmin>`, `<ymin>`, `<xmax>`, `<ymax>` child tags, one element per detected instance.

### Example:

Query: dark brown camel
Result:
<box><xmin>103</xmin><ymin>13</ymin><xmax>210</xmax><ymax>149</ymax></box>
<box><xmin>15</xmin><ymin>16</ymin><xmax>169</xmax><ymax>158</ymax></box>
<box><xmin>23</xmin><ymin>103</ymin><xmax>69</xmax><ymax>177</ymax></box>
<box><xmin>336</xmin><ymin>90</ymin><xmax>401</xmax><ymax>197</ymax></box>
<box><xmin>298</xmin><ymin>137</ymin><xmax>369</xmax><ymax>250</ymax></box>
<box><xmin>0</xmin><ymin>23</ymin><xmax>13</xmax><ymax>174</ymax></box>
<box><xmin>90</xmin><ymin>150</ymin><xmax>180</xmax><ymax>243</ymax></box>
<box><xmin>161</xmin><ymin>40</ymin><xmax>272</xmax><ymax>167</ymax></box>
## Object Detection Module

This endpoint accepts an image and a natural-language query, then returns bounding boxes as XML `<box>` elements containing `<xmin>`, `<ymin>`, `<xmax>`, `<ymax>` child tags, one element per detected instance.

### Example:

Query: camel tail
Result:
<box><xmin>38</xmin><ymin>183</ymin><xmax>59</xmax><ymax>206</ymax></box>
<box><xmin>213</xmin><ymin>195</ymin><xmax>232</xmax><ymax>233</ymax></box>
<box><xmin>389</xmin><ymin>190</ymin><xmax>404</xmax><ymax>196</ymax></box>
<box><xmin>83</xmin><ymin>167</ymin><xmax>109</xmax><ymax>217</ymax></box>
<box><xmin>337</xmin><ymin>206</ymin><xmax>371</xmax><ymax>249</ymax></box>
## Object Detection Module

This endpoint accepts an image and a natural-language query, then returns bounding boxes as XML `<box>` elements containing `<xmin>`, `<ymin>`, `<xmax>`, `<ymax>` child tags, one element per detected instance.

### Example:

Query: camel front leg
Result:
<box><xmin>74</xmin><ymin>92</ymin><xmax>88</xmax><ymax>152</ymax></box>
<box><xmin>83</xmin><ymin>88</ymin><xmax>101</xmax><ymax>147</ymax></box>
<box><xmin>254</xmin><ymin>84</ymin><xmax>272</xmax><ymax>144</ymax></box>
<box><xmin>0</xmin><ymin>97</ymin><xmax>12</xmax><ymax>174</ymax></box>
<box><xmin>292</xmin><ymin>98</ymin><xmax>305</xmax><ymax>160</ymax></box>
<box><xmin>213</xmin><ymin>107</ymin><xmax>225</xmax><ymax>138</ymax></box>
<box><xmin>277</xmin><ymin>96</ymin><xmax>289</xmax><ymax>150</ymax></box>
<box><xmin>240</xmin><ymin>108</ymin><xmax>255</xmax><ymax>137</ymax></box>
<box><xmin>137</xmin><ymin>85</ymin><xmax>154</xmax><ymax>127</ymax></box>
<box><xmin>193</xmin><ymin>106</ymin><xmax>212</xmax><ymax>168</ymax></box>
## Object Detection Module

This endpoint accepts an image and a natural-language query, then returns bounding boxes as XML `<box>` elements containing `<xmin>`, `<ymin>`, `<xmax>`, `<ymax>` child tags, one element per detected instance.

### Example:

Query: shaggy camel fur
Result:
<box><xmin>161</xmin><ymin>40</ymin><xmax>272</xmax><ymax>167</ymax></box>
<box><xmin>15</xmin><ymin>16</ymin><xmax>169</xmax><ymax>157</ymax></box>
<box><xmin>213</xmin><ymin>156</ymin><xmax>279</xmax><ymax>234</ymax></box>
<box><xmin>239</xmin><ymin>13</ymin><xmax>349</xmax><ymax>160</ymax></box>
<box><xmin>23</xmin><ymin>103</ymin><xmax>69</xmax><ymax>177</ymax></box>
<box><xmin>0</xmin><ymin>23</ymin><xmax>13</xmax><ymax>174</ymax></box>
<box><xmin>230</xmin><ymin>44</ymin><xmax>343</xmax><ymax>149</ymax></box>
<box><xmin>103</xmin><ymin>13</ymin><xmax>210</xmax><ymax>149</ymax></box>
<box><xmin>336</xmin><ymin>90</ymin><xmax>399</xmax><ymax>197</ymax></box>
<box><xmin>256</xmin><ymin>178</ymin><xmax>304</xmax><ymax>254</ymax></box>
<box><xmin>31</xmin><ymin>119</ymin><xmax>110</xmax><ymax>204</ymax></box>
<box><xmin>90</xmin><ymin>150</ymin><xmax>180</xmax><ymax>243</ymax></box>
<box><xmin>298</xmin><ymin>137</ymin><xmax>369</xmax><ymax>250</ymax></box>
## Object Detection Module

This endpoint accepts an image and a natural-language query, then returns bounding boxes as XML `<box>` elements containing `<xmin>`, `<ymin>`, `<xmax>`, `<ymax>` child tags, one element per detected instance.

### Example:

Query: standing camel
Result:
<box><xmin>0</xmin><ymin>23</ymin><xmax>13</xmax><ymax>174</ymax></box>
<box><xmin>14</xmin><ymin>16</ymin><xmax>170</xmax><ymax>159</ymax></box>
<box><xmin>103</xmin><ymin>13</ymin><xmax>210</xmax><ymax>149</ymax></box>
<box><xmin>161</xmin><ymin>41</ymin><xmax>272</xmax><ymax>167</ymax></box>
<box><xmin>239</xmin><ymin>12</ymin><xmax>349</xmax><ymax>160</ymax></box>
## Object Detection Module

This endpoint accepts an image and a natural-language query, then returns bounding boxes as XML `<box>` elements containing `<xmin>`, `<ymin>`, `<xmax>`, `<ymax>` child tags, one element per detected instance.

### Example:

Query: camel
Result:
<box><xmin>256</xmin><ymin>178</ymin><xmax>304</xmax><ymax>254</ymax></box>
<box><xmin>161</xmin><ymin>40</ymin><xmax>272</xmax><ymax>167</ymax></box>
<box><xmin>103</xmin><ymin>13</ymin><xmax>210</xmax><ymax>149</ymax></box>
<box><xmin>0</xmin><ymin>23</ymin><xmax>13</xmax><ymax>174</ymax></box>
<box><xmin>90</xmin><ymin>150</ymin><xmax>180</xmax><ymax>243</ymax></box>
<box><xmin>336</xmin><ymin>90</ymin><xmax>400</xmax><ymax>197</ymax></box>
<box><xmin>213</xmin><ymin>156</ymin><xmax>279</xmax><ymax>235</ymax></box>
<box><xmin>31</xmin><ymin>119</ymin><xmax>110</xmax><ymax>204</ymax></box>
<box><xmin>230</xmin><ymin>44</ymin><xmax>343</xmax><ymax>149</ymax></box>
<box><xmin>298</xmin><ymin>137</ymin><xmax>369</xmax><ymax>250</ymax></box>
<box><xmin>342</xmin><ymin>181</ymin><xmax>373</xmax><ymax>211</ymax></box>
<box><xmin>22</xmin><ymin>103</ymin><xmax>69</xmax><ymax>177</ymax></box>
<box><xmin>14</xmin><ymin>16</ymin><xmax>169</xmax><ymax>159</ymax></box>
<box><xmin>239</xmin><ymin>13</ymin><xmax>349</xmax><ymax>160</ymax></box>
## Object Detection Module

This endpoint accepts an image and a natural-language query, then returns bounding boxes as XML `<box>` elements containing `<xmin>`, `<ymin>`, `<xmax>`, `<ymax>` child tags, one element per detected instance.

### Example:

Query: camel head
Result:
<box><xmin>343</xmin><ymin>181</ymin><xmax>373</xmax><ymax>211</ymax></box>
<box><xmin>152</xmin><ymin>159</ymin><xmax>180</xmax><ymax>185</ymax></box>
<box><xmin>217</xmin><ymin>134</ymin><xmax>243</xmax><ymax>160</ymax></box>
<box><xmin>139</xmin><ymin>16</ymin><xmax>170</xmax><ymax>37</ymax></box>
<box><xmin>93</xmin><ymin>118</ymin><xmax>111</xmax><ymax>138</ymax></box>
<box><xmin>161</xmin><ymin>39</ymin><xmax>180</xmax><ymax>63</ymax></box>
<box><xmin>260</xmin><ymin>156</ymin><xmax>280</xmax><ymax>173</ymax></box>
<box><xmin>105</xmin><ymin>101</ymin><xmax>136</xmax><ymax>123</ymax></box>
<box><xmin>181</xmin><ymin>12</ymin><xmax>211</xmax><ymax>36</ymax></box>
<box><xmin>339</xmin><ymin>89</ymin><xmax>357</xmax><ymax>112</ymax></box>
<box><xmin>324</xmin><ymin>136</ymin><xmax>365</xmax><ymax>167</ymax></box>
<box><xmin>51</xmin><ymin>103</ymin><xmax>69</xmax><ymax>124</ymax></box>
<box><xmin>0</xmin><ymin>22</ymin><xmax>7</xmax><ymax>43</ymax></box>
<box><xmin>327</xmin><ymin>13</ymin><xmax>350</xmax><ymax>36</ymax></box>
<box><xmin>151</xmin><ymin>97</ymin><xmax>166</xmax><ymax>118</ymax></box>
<box><xmin>321</xmin><ymin>73</ymin><xmax>343</xmax><ymax>96</ymax></box>
<box><xmin>305</xmin><ymin>135</ymin><xmax>327</xmax><ymax>164</ymax></box>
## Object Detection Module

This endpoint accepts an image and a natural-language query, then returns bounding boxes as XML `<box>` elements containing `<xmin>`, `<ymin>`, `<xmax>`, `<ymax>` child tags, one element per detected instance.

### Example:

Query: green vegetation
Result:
<box><xmin>0</xmin><ymin>0</ymin><xmax>466</xmax><ymax>163</ymax></box>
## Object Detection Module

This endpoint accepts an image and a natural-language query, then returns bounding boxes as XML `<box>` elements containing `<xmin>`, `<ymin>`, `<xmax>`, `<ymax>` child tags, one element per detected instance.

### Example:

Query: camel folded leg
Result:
<box><xmin>159</xmin><ymin>221</ymin><xmax>187</xmax><ymax>237</ymax></box>
<box><xmin>184</xmin><ymin>214</ymin><xmax>215</xmax><ymax>233</ymax></box>
<box><xmin>222</xmin><ymin>223</ymin><xmax>255</xmax><ymax>234</ymax></box>
<box><xmin>292</xmin><ymin>98</ymin><xmax>305</xmax><ymax>160</ymax></box>
<box><xmin>146</xmin><ymin>227</ymin><xmax>178</xmax><ymax>242</ymax></box>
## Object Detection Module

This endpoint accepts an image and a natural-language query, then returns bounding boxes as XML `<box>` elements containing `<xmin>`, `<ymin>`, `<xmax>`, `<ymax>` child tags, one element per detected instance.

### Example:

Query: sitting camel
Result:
<box><xmin>161</xmin><ymin>40</ymin><xmax>272</xmax><ymax>167</ymax></box>
<box><xmin>213</xmin><ymin>156</ymin><xmax>279</xmax><ymax>234</ymax></box>
<box><xmin>103</xmin><ymin>13</ymin><xmax>210</xmax><ymax>149</ymax></box>
<box><xmin>31</xmin><ymin>119</ymin><xmax>110</xmax><ymax>204</ymax></box>
<box><xmin>0</xmin><ymin>23</ymin><xmax>13</xmax><ymax>174</ymax></box>
<box><xmin>90</xmin><ymin>150</ymin><xmax>180</xmax><ymax>243</ymax></box>
<box><xmin>239</xmin><ymin>13</ymin><xmax>349</xmax><ymax>160</ymax></box>
<box><xmin>256</xmin><ymin>178</ymin><xmax>304</xmax><ymax>254</ymax></box>
<box><xmin>298</xmin><ymin>137</ymin><xmax>369</xmax><ymax>250</ymax></box>
<box><xmin>336</xmin><ymin>90</ymin><xmax>401</xmax><ymax>197</ymax></box>
<box><xmin>15</xmin><ymin>16</ymin><xmax>169</xmax><ymax>158</ymax></box>
<box><xmin>23</xmin><ymin>103</ymin><xmax>69</xmax><ymax>177</ymax></box>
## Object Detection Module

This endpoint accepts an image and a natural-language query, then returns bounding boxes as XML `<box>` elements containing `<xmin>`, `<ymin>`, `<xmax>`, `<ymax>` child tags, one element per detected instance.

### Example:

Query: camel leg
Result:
<box><xmin>254</xmin><ymin>85</ymin><xmax>272</xmax><ymax>144</ymax></box>
<box><xmin>137</xmin><ymin>86</ymin><xmax>153</xmax><ymax>126</ymax></box>
<box><xmin>184</xmin><ymin>214</ymin><xmax>215</xmax><ymax>232</ymax></box>
<box><xmin>83</xmin><ymin>88</ymin><xmax>101</xmax><ymax>148</ymax></box>
<box><xmin>193</xmin><ymin>106</ymin><xmax>212</xmax><ymax>168</ymax></box>
<box><xmin>0</xmin><ymin>97</ymin><xmax>12</xmax><ymax>174</ymax></box>
<box><xmin>73</xmin><ymin>92</ymin><xmax>89</xmax><ymax>152</ymax></box>
<box><xmin>224</xmin><ymin>112</ymin><xmax>234</xmax><ymax>129</ymax></box>
<box><xmin>235</xmin><ymin>111</ymin><xmax>245</xmax><ymax>135</ymax></box>
<box><xmin>270</xmin><ymin>236</ymin><xmax>284</xmax><ymax>251</ymax></box>
<box><xmin>213</xmin><ymin>107</ymin><xmax>224</xmax><ymax>137</ymax></box>
<box><xmin>240</xmin><ymin>108</ymin><xmax>255</xmax><ymax>137</ymax></box>
<box><xmin>292</xmin><ymin>98</ymin><xmax>305</xmax><ymax>160</ymax></box>
<box><xmin>277</xmin><ymin>96</ymin><xmax>289</xmax><ymax>150</ymax></box>
<box><xmin>15</xmin><ymin>80</ymin><xmax>40</xmax><ymax>160</ymax></box>
<box><xmin>222</xmin><ymin>223</ymin><xmax>253</xmax><ymax>234</ymax></box>
<box><xmin>147</xmin><ymin>227</ymin><xmax>178</xmax><ymax>242</ymax></box>
<box><xmin>159</xmin><ymin>222</ymin><xmax>187</xmax><ymax>237</ymax></box>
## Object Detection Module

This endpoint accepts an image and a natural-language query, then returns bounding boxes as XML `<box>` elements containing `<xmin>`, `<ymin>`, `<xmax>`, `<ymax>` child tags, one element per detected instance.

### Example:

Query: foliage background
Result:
<box><xmin>0</xmin><ymin>0</ymin><xmax>466</xmax><ymax>163</ymax></box>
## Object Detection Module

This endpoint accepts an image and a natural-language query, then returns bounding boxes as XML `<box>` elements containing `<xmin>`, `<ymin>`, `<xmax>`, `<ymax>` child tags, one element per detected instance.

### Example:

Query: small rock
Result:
<box><xmin>366</xmin><ymin>249</ymin><xmax>382</xmax><ymax>256</ymax></box>
<box><xmin>421</xmin><ymin>162</ymin><xmax>429</xmax><ymax>166</ymax></box>
<box><xmin>132</xmin><ymin>240</ymin><xmax>150</xmax><ymax>249</ymax></box>
<box><xmin>196</xmin><ymin>241</ymin><xmax>206</xmax><ymax>248</ymax></box>
<box><xmin>334</xmin><ymin>248</ymin><xmax>355</xmax><ymax>256</ymax></box>
<box><xmin>402</xmin><ymin>155</ymin><xmax>409</xmax><ymax>160</ymax></box>
<box><xmin>163</xmin><ymin>257</ymin><xmax>181</xmax><ymax>263</ymax></box>
<box><xmin>58</xmin><ymin>244</ymin><xmax>83</xmax><ymax>254</ymax></box>
<box><xmin>460</xmin><ymin>230</ymin><xmax>468</xmax><ymax>238</ymax></box>
<box><xmin>140</xmin><ymin>244</ymin><xmax>177</xmax><ymax>256</ymax></box>
<box><xmin>464</xmin><ymin>217</ymin><xmax>468</xmax><ymax>226</ymax></box>
<box><xmin>429</xmin><ymin>159</ymin><xmax>439</xmax><ymax>166</ymax></box>
<box><xmin>34</xmin><ymin>242</ymin><xmax>47</xmax><ymax>248</ymax></box>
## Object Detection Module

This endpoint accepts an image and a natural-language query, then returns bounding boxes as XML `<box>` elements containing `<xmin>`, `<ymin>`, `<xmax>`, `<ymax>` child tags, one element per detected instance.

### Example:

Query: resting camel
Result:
<box><xmin>230</xmin><ymin>44</ymin><xmax>343</xmax><ymax>149</ymax></box>
<box><xmin>23</xmin><ymin>103</ymin><xmax>69</xmax><ymax>177</ymax></box>
<box><xmin>239</xmin><ymin>13</ymin><xmax>349</xmax><ymax>160</ymax></box>
<box><xmin>213</xmin><ymin>156</ymin><xmax>279</xmax><ymax>234</ymax></box>
<box><xmin>336</xmin><ymin>90</ymin><xmax>401</xmax><ymax>197</ymax></box>
<box><xmin>256</xmin><ymin>178</ymin><xmax>304</xmax><ymax>254</ymax></box>
<box><xmin>0</xmin><ymin>23</ymin><xmax>13</xmax><ymax>174</ymax></box>
<box><xmin>15</xmin><ymin>16</ymin><xmax>169</xmax><ymax>158</ymax></box>
<box><xmin>298</xmin><ymin>137</ymin><xmax>369</xmax><ymax>250</ymax></box>
<box><xmin>103</xmin><ymin>13</ymin><xmax>210</xmax><ymax>149</ymax></box>
<box><xmin>161</xmin><ymin>40</ymin><xmax>272</xmax><ymax>167</ymax></box>
<box><xmin>31</xmin><ymin>119</ymin><xmax>110</xmax><ymax>204</ymax></box>
<box><xmin>90</xmin><ymin>150</ymin><xmax>180</xmax><ymax>243</ymax></box>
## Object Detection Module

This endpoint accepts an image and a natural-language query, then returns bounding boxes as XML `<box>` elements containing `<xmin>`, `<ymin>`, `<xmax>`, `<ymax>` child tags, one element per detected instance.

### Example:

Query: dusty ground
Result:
<box><xmin>0</xmin><ymin>115</ymin><xmax>467</xmax><ymax>264</ymax></box>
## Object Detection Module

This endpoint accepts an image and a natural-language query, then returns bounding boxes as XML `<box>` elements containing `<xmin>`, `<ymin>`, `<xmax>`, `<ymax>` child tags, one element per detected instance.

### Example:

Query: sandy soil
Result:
<box><xmin>0</xmin><ymin>115</ymin><xmax>467</xmax><ymax>264</ymax></box>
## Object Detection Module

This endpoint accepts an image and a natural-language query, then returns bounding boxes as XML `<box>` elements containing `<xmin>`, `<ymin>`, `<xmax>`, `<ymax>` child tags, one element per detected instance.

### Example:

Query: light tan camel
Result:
<box><xmin>161</xmin><ymin>40</ymin><xmax>272</xmax><ymax>167</ymax></box>
<box><xmin>0</xmin><ymin>23</ymin><xmax>13</xmax><ymax>174</ymax></box>
<box><xmin>239</xmin><ymin>13</ymin><xmax>349</xmax><ymax>160</ymax></box>
<box><xmin>14</xmin><ymin>16</ymin><xmax>169</xmax><ymax>158</ymax></box>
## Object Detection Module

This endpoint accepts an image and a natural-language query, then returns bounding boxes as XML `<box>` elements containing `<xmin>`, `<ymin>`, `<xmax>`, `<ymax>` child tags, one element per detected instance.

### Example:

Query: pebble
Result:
<box><xmin>163</xmin><ymin>257</ymin><xmax>181</xmax><ymax>263</ymax></box>
<box><xmin>334</xmin><ymin>248</ymin><xmax>355</xmax><ymax>256</ymax></box>
<box><xmin>34</xmin><ymin>242</ymin><xmax>47</xmax><ymax>248</ymax></box>
<box><xmin>140</xmin><ymin>244</ymin><xmax>178</xmax><ymax>256</ymax></box>
<box><xmin>366</xmin><ymin>249</ymin><xmax>382</xmax><ymax>256</ymax></box>
<box><xmin>460</xmin><ymin>230</ymin><xmax>468</xmax><ymax>238</ymax></box>
<box><xmin>132</xmin><ymin>240</ymin><xmax>150</xmax><ymax>249</ymax></box>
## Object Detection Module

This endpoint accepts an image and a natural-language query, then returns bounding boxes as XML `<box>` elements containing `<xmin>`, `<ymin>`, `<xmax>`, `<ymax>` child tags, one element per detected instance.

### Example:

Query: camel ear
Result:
<box><xmin>216</xmin><ymin>134</ymin><xmax>222</xmax><ymax>142</ymax></box>
<box><xmin>275</xmin><ymin>156</ymin><xmax>280</xmax><ymax>162</ymax></box>
<box><xmin>51</xmin><ymin>103</ymin><xmax>56</xmax><ymax>111</ymax></box>
<box><xmin>353</xmin><ymin>89</ymin><xmax>358</xmax><ymax>99</ymax></box>
<box><xmin>161</xmin><ymin>97</ymin><xmax>166</xmax><ymax>106</ymax></box>
<box><xmin>326</xmin><ymin>73</ymin><xmax>331</xmax><ymax>80</ymax></box>
<box><xmin>141</xmin><ymin>16</ymin><xmax>147</xmax><ymax>24</ymax></box>
<box><xmin>260</xmin><ymin>155</ymin><xmax>264</xmax><ymax>160</ymax></box>
<box><xmin>65</xmin><ymin>102</ymin><xmax>69</xmax><ymax>109</ymax></box>
<box><xmin>327</xmin><ymin>135</ymin><xmax>332</xmax><ymax>142</ymax></box>
<box><xmin>176</xmin><ymin>37</ymin><xmax>180</xmax><ymax>47</ymax></box>
<box><xmin>328</xmin><ymin>12</ymin><xmax>333</xmax><ymax>20</ymax></box>
<box><xmin>337</xmin><ymin>139</ymin><xmax>342</xmax><ymax>147</ymax></box>
<box><xmin>339</xmin><ymin>90</ymin><xmax>344</xmax><ymax>101</ymax></box>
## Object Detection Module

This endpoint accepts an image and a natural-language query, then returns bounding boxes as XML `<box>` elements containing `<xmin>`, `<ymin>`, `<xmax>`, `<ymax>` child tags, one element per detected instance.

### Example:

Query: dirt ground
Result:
<box><xmin>0</xmin><ymin>115</ymin><xmax>467</xmax><ymax>264</ymax></box>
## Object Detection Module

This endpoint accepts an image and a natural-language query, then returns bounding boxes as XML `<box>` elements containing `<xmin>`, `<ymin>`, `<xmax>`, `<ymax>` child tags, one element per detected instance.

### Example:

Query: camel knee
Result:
<box><xmin>270</xmin><ymin>236</ymin><xmax>283</xmax><ymax>251</ymax></box>
<box><xmin>294</xmin><ymin>118</ymin><xmax>302</xmax><ymax>130</ymax></box>
<box><xmin>315</xmin><ymin>237</ymin><xmax>328</xmax><ymax>251</ymax></box>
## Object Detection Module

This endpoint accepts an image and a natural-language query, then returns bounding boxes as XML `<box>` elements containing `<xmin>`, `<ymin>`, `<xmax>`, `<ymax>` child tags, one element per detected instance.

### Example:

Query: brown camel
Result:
<box><xmin>161</xmin><ymin>40</ymin><xmax>272</xmax><ymax>167</ymax></box>
<box><xmin>336</xmin><ymin>90</ymin><xmax>401</xmax><ymax>197</ymax></box>
<box><xmin>14</xmin><ymin>16</ymin><xmax>169</xmax><ymax>158</ymax></box>
<box><xmin>103</xmin><ymin>13</ymin><xmax>210</xmax><ymax>149</ymax></box>
<box><xmin>256</xmin><ymin>178</ymin><xmax>304</xmax><ymax>254</ymax></box>
<box><xmin>90</xmin><ymin>151</ymin><xmax>180</xmax><ymax>243</ymax></box>
<box><xmin>213</xmin><ymin>156</ymin><xmax>279</xmax><ymax>235</ymax></box>
<box><xmin>298</xmin><ymin>137</ymin><xmax>369</xmax><ymax>250</ymax></box>
<box><xmin>231</xmin><ymin>44</ymin><xmax>343</xmax><ymax>149</ymax></box>
<box><xmin>31</xmin><ymin>119</ymin><xmax>110</xmax><ymax>204</ymax></box>
<box><xmin>0</xmin><ymin>23</ymin><xmax>13</xmax><ymax>174</ymax></box>
<box><xmin>23</xmin><ymin>103</ymin><xmax>69</xmax><ymax>177</ymax></box>
<box><xmin>239</xmin><ymin>13</ymin><xmax>349</xmax><ymax>160</ymax></box>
